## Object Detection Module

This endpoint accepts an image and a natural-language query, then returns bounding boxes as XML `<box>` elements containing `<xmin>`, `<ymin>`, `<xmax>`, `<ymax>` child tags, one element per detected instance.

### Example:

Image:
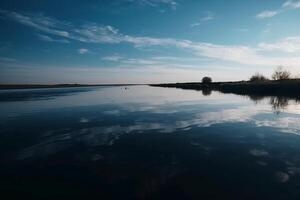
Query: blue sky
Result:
<box><xmin>1</xmin><ymin>0</ymin><xmax>300</xmax><ymax>84</ymax></box>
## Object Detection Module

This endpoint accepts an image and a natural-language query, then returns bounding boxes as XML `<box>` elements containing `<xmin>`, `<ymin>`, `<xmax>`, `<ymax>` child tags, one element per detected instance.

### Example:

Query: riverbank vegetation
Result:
<box><xmin>151</xmin><ymin>66</ymin><xmax>300</xmax><ymax>100</ymax></box>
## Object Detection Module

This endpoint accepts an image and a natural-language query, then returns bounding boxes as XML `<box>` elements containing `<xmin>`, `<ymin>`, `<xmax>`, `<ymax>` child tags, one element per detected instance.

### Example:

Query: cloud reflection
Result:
<box><xmin>276</xmin><ymin>171</ymin><xmax>290</xmax><ymax>183</ymax></box>
<box><xmin>8</xmin><ymin>86</ymin><xmax>300</xmax><ymax>161</ymax></box>
<box><xmin>17</xmin><ymin>100</ymin><xmax>300</xmax><ymax>160</ymax></box>
<box><xmin>250</xmin><ymin>149</ymin><xmax>269</xmax><ymax>157</ymax></box>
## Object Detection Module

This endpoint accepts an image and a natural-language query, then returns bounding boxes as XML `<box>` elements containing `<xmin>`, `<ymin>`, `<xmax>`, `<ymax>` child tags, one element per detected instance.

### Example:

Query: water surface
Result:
<box><xmin>1</xmin><ymin>86</ymin><xmax>300</xmax><ymax>199</ymax></box>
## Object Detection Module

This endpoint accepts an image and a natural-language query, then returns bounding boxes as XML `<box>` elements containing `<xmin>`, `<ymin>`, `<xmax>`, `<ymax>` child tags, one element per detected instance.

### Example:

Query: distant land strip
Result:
<box><xmin>151</xmin><ymin>79</ymin><xmax>300</xmax><ymax>100</ymax></box>
<box><xmin>0</xmin><ymin>84</ymin><xmax>144</xmax><ymax>90</ymax></box>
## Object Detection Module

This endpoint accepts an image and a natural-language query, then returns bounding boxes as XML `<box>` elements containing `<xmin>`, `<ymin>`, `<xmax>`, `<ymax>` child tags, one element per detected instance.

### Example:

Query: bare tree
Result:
<box><xmin>272</xmin><ymin>66</ymin><xmax>291</xmax><ymax>80</ymax></box>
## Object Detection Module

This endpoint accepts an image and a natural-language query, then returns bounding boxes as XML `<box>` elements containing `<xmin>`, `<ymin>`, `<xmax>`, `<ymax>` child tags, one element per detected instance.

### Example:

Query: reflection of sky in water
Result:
<box><xmin>0</xmin><ymin>86</ymin><xmax>247</xmax><ymax>116</ymax></box>
<box><xmin>1</xmin><ymin>86</ymin><xmax>300</xmax><ymax>155</ymax></box>
<box><xmin>1</xmin><ymin>86</ymin><xmax>300</xmax><ymax>198</ymax></box>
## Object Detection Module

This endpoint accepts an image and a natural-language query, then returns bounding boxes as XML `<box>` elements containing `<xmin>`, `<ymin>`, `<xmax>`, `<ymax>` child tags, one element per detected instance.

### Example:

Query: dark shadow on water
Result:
<box><xmin>0</xmin><ymin>87</ymin><xmax>96</xmax><ymax>102</ymax></box>
<box><xmin>244</xmin><ymin>95</ymin><xmax>294</xmax><ymax>114</ymax></box>
<box><xmin>269</xmin><ymin>96</ymin><xmax>290</xmax><ymax>114</ymax></box>
<box><xmin>248</xmin><ymin>95</ymin><xmax>266</xmax><ymax>104</ymax></box>
<box><xmin>151</xmin><ymin>82</ymin><xmax>300</xmax><ymax>114</ymax></box>
<box><xmin>202</xmin><ymin>88</ymin><xmax>212</xmax><ymax>96</ymax></box>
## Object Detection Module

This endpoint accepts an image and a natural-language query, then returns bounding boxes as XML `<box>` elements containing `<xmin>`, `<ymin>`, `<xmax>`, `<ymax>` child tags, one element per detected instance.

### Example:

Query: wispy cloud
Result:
<box><xmin>77</xmin><ymin>48</ymin><xmax>89</xmax><ymax>54</ymax></box>
<box><xmin>0</xmin><ymin>10</ymin><xmax>70</xmax><ymax>36</ymax></box>
<box><xmin>201</xmin><ymin>11</ymin><xmax>215</xmax><ymax>21</ymax></box>
<box><xmin>2</xmin><ymin>10</ymin><xmax>300</xmax><ymax>67</ymax></box>
<box><xmin>37</xmin><ymin>34</ymin><xmax>69</xmax><ymax>43</ymax></box>
<box><xmin>259</xmin><ymin>37</ymin><xmax>300</xmax><ymax>53</ymax></box>
<box><xmin>282</xmin><ymin>0</ymin><xmax>300</xmax><ymax>9</ymax></box>
<box><xmin>102</xmin><ymin>55</ymin><xmax>212</xmax><ymax>70</ymax></box>
<box><xmin>0</xmin><ymin>10</ymin><xmax>120</xmax><ymax>44</ymax></box>
<box><xmin>256</xmin><ymin>0</ymin><xmax>300</xmax><ymax>19</ymax></box>
<box><xmin>191</xmin><ymin>11</ymin><xmax>215</xmax><ymax>27</ymax></box>
<box><xmin>122</xmin><ymin>58</ymin><xmax>161</xmax><ymax>65</ymax></box>
<box><xmin>102</xmin><ymin>55</ymin><xmax>123</xmax><ymax>61</ymax></box>
<box><xmin>256</xmin><ymin>10</ymin><xmax>278</xmax><ymax>19</ymax></box>
<box><xmin>130</xmin><ymin>0</ymin><xmax>178</xmax><ymax>9</ymax></box>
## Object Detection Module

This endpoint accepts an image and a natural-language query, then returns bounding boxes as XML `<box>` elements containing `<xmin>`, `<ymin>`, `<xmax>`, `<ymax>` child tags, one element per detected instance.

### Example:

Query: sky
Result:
<box><xmin>1</xmin><ymin>0</ymin><xmax>300</xmax><ymax>84</ymax></box>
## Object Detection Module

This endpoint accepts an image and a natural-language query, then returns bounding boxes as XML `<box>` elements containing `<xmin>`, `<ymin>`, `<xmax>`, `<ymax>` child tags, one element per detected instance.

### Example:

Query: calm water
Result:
<box><xmin>1</xmin><ymin>85</ymin><xmax>300</xmax><ymax>199</ymax></box>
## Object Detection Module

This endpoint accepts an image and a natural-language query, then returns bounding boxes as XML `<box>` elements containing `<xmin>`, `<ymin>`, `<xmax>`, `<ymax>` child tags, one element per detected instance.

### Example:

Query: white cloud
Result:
<box><xmin>121</xmin><ymin>58</ymin><xmax>161</xmax><ymax>65</ymax></box>
<box><xmin>102</xmin><ymin>56</ymin><xmax>174</xmax><ymax>65</ymax></box>
<box><xmin>0</xmin><ymin>10</ymin><xmax>121</xmax><ymax>44</ymax></box>
<box><xmin>256</xmin><ymin>10</ymin><xmax>278</xmax><ymax>19</ymax></box>
<box><xmin>282</xmin><ymin>0</ymin><xmax>300</xmax><ymax>9</ymax></box>
<box><xmin>77</xmin><ymin>48</ymin><xmax>89</xmax><ymax>54</ymax></box>
<box><xmin>256</xmin><ymin>1</ymin><xmax>300</xmax><ymax>19</ymax></box>
<box><xmin>130</xmin><ymin>0</ymin><xmax>178</xmax><ymax>9</ymax></box>
<box><xmin>71</xmin><ymin>25</ymin><xmax>122</xmax><ymax>44</ymax></box>
<box><xmin>2</xmin><ymin>10</ymin><xmax>300</xmax><ymax>68</ymax></box>
<box><xmin>102</xmin><ymin>55</ymin><xmax>123</xmax><ymax>61</ymax></box>
<box><xmin>0</xmin><ymin>10</ymin><xmax>70</xmax><ymax>37</ymax></box>
<box><xmin>259</xmin><ymin>37</ymin><xmax>300</xmax><ymax>53</ymax></box>
<box><xmin>190</xmin><ymin>22</ymin><xmax>201</xmax><ymax>28</ymax></box>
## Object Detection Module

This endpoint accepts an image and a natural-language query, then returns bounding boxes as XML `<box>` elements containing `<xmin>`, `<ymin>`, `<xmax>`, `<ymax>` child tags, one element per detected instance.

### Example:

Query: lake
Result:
<box><xmin>1</xmin><ymin>85</ymin><xmax>300</xmax><ymax>199</ymax></box>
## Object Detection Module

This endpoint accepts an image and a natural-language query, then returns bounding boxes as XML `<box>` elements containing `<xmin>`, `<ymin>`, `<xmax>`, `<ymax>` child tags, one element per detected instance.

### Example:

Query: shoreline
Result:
<box><xmin>0</xmin><ymin>84</ymin><xmax>144</xmax><ymax>90</ymax></box>
<box><xmin>151</xmin><ymin>79</ymin><xmax>300</xmax><ymax>100</ymax></box>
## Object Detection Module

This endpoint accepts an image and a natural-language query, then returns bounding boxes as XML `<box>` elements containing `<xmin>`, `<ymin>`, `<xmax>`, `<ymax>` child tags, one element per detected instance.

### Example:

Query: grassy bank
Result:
<box><xmin>151</xmin><ymin>79</ymin><xmax>300</xmax><ymax>100</ymax></box>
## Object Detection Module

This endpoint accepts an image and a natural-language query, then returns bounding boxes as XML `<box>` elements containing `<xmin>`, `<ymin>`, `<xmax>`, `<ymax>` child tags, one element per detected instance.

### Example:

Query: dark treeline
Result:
<box><xmin>151</xmin><ymin>79</ymin><xmax>300</xmax><ymax>100</ymax></box>
<box><xmin>151</xmin><ymin>66</ymin><xmax>300</xmax><ymax>101</ymax></box>
<box><xmin>151</xmin><ymin>80</ymin><xmax>300</xmax><ymax>114</ymax></box>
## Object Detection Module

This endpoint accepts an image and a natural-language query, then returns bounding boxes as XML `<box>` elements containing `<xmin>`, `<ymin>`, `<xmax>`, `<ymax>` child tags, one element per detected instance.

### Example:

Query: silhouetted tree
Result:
<box><xmin>202</xmin><ymin>76</ymin><xmax>212</xmax><ymax>84</ymax></box>
<box><xmin>272</xmin><ymin>66</ymin><xmax>291</xmax><ymax>80</ymax></box>
<box><xmin>249</xmin><ymin>73</ymin><xmax>268</xmax><ymax>82</ymax></box>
